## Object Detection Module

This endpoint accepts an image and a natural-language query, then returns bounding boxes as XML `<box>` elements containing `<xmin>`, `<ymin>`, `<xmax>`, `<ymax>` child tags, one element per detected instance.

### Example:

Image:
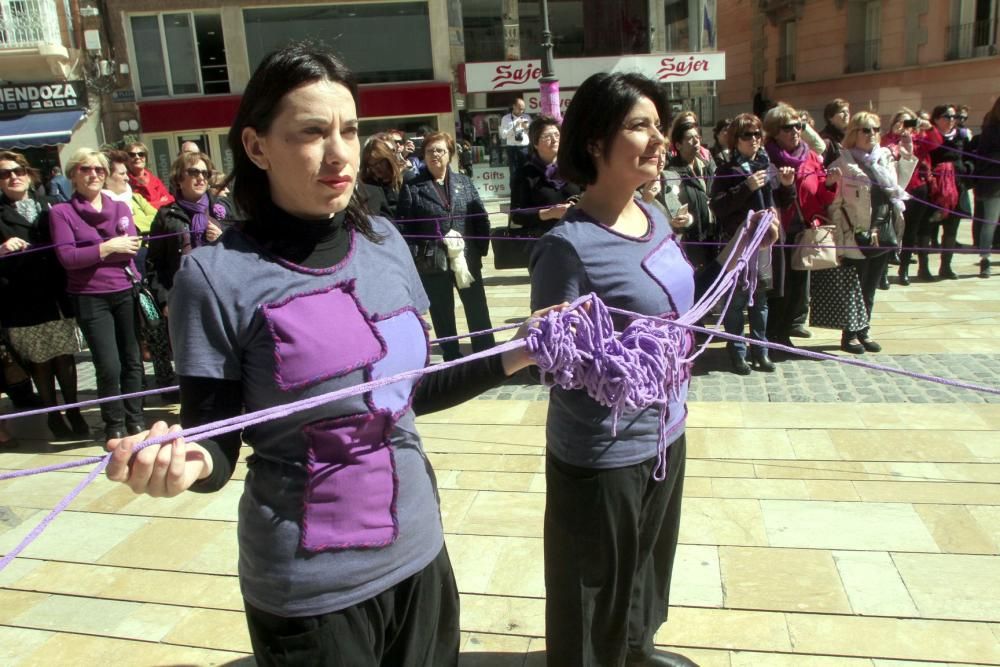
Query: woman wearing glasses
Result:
<box><xmin>123</xmin><ymin>142</ymin><xmax>174</xmax><ymax>210</ymax></box>
<box><xmin>822</xmin><ymin>112</ymin><xmax>917</xmax><ymax>354</ymax></box>
<box><xmin>922</xmin><ymin>105</ymin><xmax>971</xmax><ymax>279</ymax></box>
<box><xmin>397</xmin><ymin>131</ymin><xmax>495</xmax><ymax>361</ymax></box>
<box><xmin>882</xmin><ymin>108</ymin><xmax>933</xmax><ymax>286</ymax></box>
<box><xmin>762</xmin><ymin>104</ymin><xmax>841</xmax><ymax>349</ymax></box>
<box><xmin>147</xmin><ymin>152</ymin><xmax>226</xmax><ymax>310</ymax></box>
<box><xmin>49</xmin><ymin>149</ymin><xmax>145</xmax><ymax>440</ymax></box>
<box><xmin>509</xmin><ymin>115</ymin><xmax>581</xmax><ymax>235</ymax></box>
<box><xmin>0</xmin><ymin>151</ymin><xmax>88</xmax><ymax>439</ymax></box>
<box><xmin>711</xmin><ymin>113</ymin><xmax>796</xmax><ymax>374</ymax></box>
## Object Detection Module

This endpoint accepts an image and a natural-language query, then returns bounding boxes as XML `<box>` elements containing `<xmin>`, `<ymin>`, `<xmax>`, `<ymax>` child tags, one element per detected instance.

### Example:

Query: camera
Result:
<box><xmin>903</xmin><ymin>118</ymin><xmax>918</xmax><ymax>129</ymax></box>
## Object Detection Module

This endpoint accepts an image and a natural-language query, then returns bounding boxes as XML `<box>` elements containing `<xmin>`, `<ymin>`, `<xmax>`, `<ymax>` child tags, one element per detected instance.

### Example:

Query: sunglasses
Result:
<box><xmin>0</xmin><ymin>166</ymin><xmax>27</xmax><ymax>179</ymax></box>
<box><xmin>859</xmin><ymin>126</ymin><xmax>881</xmax><ymax>135</ymax></box>
<box><xmin>77</xmin><ymin>165</ymin><xmax>107</xmax><ymax>176</ymax></box>
<box><xmin>393</xmin><ymin>140</ymin><xmax>404</xmax><ymax>145</ymax></box>
<box><xmin>739</xmin><ymin>131</ymin><xmax>763</xmax><ymax>140</ymax></box>
<box><xmin>127</xmin><ymin>151</ymin><xmax>147</xmax><ymax>158</ymax></box>
<box><xmin>185</xmin><ymin>168</ymin><xmax>211</xmax><ymax>180</ymax></box>
<box><xmin>940</xmin><ymin>114</ymin><xmax>956</xmax><ymax>120</ymax></box>
<box><xmin>780</xmin><ymin>123</ymin><xmax>803</xmax><ymax>132</ymax></box>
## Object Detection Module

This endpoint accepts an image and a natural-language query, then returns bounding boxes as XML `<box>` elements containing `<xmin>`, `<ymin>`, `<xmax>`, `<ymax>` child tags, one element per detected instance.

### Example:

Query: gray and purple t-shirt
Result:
<box><xmin>530</xmin><ymin>200</ymin><xmax>695</xmax><ymax>469</ymax></box>
<box><xmin>169</xmin><ymin>217</ymin><xmax>442</xmax><ymax>617</ymax></box>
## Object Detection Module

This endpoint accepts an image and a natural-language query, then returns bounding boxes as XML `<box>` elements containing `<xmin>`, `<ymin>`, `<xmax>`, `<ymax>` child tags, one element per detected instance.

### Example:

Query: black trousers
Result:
<box><xmin>899</xmin><ymin>188</ymin><xmax>933</xmax><ymax>265</ymax></box>
<box><xmin>845</xmin><ymin>252</ymin><xmax>891</xmax><ymax>337</ymax></box>
<box><xmin>421</xmin><ymin>264</ymin><xmax>495</xmax><ymax>361</ymax></box>
<box><xmin>73</xmin><ymin>290</ymin><xmax>144</xmax><ymax>430</ymax></box>
<box><xmin>245</xmin><ymin>545</ymin><xmax>460</xmax><ymax>667</ymax></box>
<box><xmin>544</xmin><ymin>436</ymin><xmax>687</xmax><ymax>667</ymax></box>
<box><xmin>767</xmin><ymin>244</ymin><xmax>810</xmax><ymax>339</ymax></box>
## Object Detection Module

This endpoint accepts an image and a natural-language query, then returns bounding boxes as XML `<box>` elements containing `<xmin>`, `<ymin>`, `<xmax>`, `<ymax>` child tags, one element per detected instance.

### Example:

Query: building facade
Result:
<box><xmin>717</xmin><ymin>0</ymin><xmax>1000</xmax><ymax>128</ymax></box>
<box><xmin>0</xmin><ymin>0</ymin><xmax>106</xmax><ymax>174</ymax></box>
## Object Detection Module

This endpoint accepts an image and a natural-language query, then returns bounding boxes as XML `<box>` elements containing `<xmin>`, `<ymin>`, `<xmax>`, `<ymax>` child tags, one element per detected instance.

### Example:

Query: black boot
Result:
<box><xmin>939</xmin><ymin>252</ymin><xmax>958</xmax><ymax>280</ymax></box>
<box><xmin>626</xmin><ymin>649</ymin><xmax>700</xmax><ymax>667</ymax></box>
<box><xmin>65</xmin><ymin>408</ymin><xmax>91</xmax><ymax>437</ymax></box>
<box><xmin>981</xmin><ymin>258</ymin><xmax>992</xmax><ymax>279</ymax></box>
<box><xmin>728</xmin><ymin>346</ymin><xmax>751</xmax><ymax>375</ymax></box>
<box><xmin>751</xmin><ymin>346</ymin><xmax>776</xmax><ymax>372</ymax></box>
<box><xmin>897</xmin><ymin>261</ymin><xmax>911</xmax><ymax>286</ymax></box>
<box><xmin>917</xmin><ymin>251</ymin><xmax>933</xmax><ymax>281</ymax></box>
<box><xmin>47</xmin><ymin>411</ymin><xmax>74</xmax><ymax>439</ymax></box>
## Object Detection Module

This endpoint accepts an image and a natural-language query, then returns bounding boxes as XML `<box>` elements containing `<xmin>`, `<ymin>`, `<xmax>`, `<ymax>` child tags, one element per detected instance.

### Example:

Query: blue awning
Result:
<box><xmin>0</xmin><ymin>110</ymin><xmax>87</xmax><ymax>150</ymax></box>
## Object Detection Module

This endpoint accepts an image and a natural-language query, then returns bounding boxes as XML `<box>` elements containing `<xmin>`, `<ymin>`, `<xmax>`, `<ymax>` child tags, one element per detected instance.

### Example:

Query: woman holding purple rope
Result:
<box><xmin>0</xmin><ymin>151</ymin><xmax>88</xmax><ymax>439</ymax></box>
<box><xmin>49</xmin><ymin>149</ymin><xmax>145</xmax><ymax>441</ymax></box>
<box><xmin>102</xmin><ymin>44</ymin><xmax>549</xmax><ymax>667</ymax></box>
<box><xmin>531</xmin><ymin>72</ymin><xmax>777</xmax><ymax>667</ymax></box>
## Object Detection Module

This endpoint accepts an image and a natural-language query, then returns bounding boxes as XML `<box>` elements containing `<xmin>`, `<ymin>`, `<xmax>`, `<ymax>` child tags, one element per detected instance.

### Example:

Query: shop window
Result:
<box><xmin>243</xmin><ymin>4</ymin><xmax>434</xmax><ymax>84</ymax></box>
<box><xmin>128</xmin><ymin>12</ymin><xmax>231</xmax><ymax>98</ymax></box>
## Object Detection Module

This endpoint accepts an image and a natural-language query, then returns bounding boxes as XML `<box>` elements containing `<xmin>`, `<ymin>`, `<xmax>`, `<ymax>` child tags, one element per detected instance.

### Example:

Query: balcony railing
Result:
<box><xmin>946</xmin><ymin>18</ymin><xmax>999</xmax><ymax>60</ymax></box>
<box><xmin>0</xmin><ymin>0</ymin><xmax>62</xmax><ymax>49</ymax></box>
<box><xmin>776</xmin><ymin>54</ymin><xmax>795</xmax><ymax>83</ymax></box>
<box><xmin>844</xmin><ymin>38</ymin><xmax>881</xmax><ymax>73</ymax></box>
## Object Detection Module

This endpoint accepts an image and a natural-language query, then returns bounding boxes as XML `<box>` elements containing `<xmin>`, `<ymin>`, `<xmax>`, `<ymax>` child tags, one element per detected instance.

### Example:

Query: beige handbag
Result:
<box><xmin>792</xmin><ymin>223</ymin><xmax>838</xmax><ymax>271</ymax></box>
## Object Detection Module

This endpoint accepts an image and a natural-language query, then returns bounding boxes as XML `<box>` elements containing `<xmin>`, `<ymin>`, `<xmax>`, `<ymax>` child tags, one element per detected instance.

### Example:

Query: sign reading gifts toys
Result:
<box><xmin>461</xmin><ymin>53</ymin><xmax>726</xmax><ymax>94</ymax></box>
<box><xmin>471</xmin><ymin>164</ymin><xmax>510</xmax><ymax>200</ymax></box>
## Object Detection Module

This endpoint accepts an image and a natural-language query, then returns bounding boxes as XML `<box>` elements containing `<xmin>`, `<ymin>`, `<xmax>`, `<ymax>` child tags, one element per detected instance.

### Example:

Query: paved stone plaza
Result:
<box><xmin>0</xmin><ymin>217</ymin><xmax>998</xmax><ymax>666</ymax></box>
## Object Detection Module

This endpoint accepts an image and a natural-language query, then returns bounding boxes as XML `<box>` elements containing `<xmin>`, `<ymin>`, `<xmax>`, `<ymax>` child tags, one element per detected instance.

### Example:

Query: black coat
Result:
<box><xmin>508</xmin><ymin>156</ymin><xmax>580</xmax><ymax>232</ymax></box>
<box><xmin>146</xmin><ymin>195</ymin><xmax>226</xmax><ymax>306</ymax></box>
<box><xmin>0</xmin><ymin>194</ymin><xmax>73</xmax><ymax>327</ymax></box>
<box><xmin>396</xmin><ymin>167</ymin><xmax>490</xmax><ymax>274</ymax></box>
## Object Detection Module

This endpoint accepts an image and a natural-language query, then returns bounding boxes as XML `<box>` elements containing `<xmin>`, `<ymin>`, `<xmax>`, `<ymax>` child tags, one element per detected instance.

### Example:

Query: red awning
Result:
<box><xmin>138</xmin><ymin>81</ymin><xmax>453</xmax><ymax>133</ymax></box>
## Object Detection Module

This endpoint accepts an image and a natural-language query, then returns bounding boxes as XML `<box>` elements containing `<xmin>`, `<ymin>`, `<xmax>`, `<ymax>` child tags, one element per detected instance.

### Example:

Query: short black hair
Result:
<box><xmin>557</xmin><ymin>72</ymin><xmax>667</xmax><ymax>186</ymax></box>
<box><xmin>931</xmin><ymin>104</ymin><xmax>955</xmax><ymax>121</ymax></box>
<box><xmin>528</xmin><ymin>114</ymin><xmax>559</xmax><ymax>150</ymax></box>
<box><xmin>227</xmin><ymin>43</ymin><xmax>380</xmax><ymax>241</ymax></box>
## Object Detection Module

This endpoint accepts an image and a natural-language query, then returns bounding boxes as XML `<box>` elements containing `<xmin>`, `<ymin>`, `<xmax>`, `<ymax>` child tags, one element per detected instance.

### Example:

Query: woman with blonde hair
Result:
<box><xmin>820</xmin><ymin>112</ymin><xmax>917</xmax><ymax>353</ymax></box>
<box><xmin>49</xmin><ymin>148</ymin><xmax>144</xmax><ymax>440</ymax></box>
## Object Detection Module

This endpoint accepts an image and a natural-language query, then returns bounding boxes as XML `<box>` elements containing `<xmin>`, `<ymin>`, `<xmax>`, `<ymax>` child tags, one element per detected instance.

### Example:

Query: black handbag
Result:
<box><xmin>491</xmin><ymin>221</ymin><xmax>539</xmax><ymax>270</ymax></box>
<box><xmin>842</xmin><ymin>188</ymin><xmax>897</xmax><ymax>258</ymax></box>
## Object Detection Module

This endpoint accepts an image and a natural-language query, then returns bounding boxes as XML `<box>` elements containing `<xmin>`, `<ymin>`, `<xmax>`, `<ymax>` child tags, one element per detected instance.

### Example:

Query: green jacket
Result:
<box><xmin>130</xmin><ymin>191</ymin><xmax>157</xmax><ymax>233</ymax></box>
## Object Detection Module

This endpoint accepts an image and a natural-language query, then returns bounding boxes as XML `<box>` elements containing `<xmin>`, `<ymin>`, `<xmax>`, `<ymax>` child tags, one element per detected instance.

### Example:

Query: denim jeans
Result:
<box><xmin>724</xmin><ymin>288</ymin><xmax>768</xmax><ymax>357</ymax></box>
<box><xmin>976</xmin><ymin>196</ymin><xmax>1000</xmax><ymax>258</ymax></box>
<box><xmin>74</xmin><ymin>290</ymin><xmax>144</xmax><ymax>431</ymax></box>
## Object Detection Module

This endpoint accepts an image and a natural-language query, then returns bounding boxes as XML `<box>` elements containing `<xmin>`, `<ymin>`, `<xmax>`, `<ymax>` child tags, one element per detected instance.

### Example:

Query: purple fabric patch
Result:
<box><xmin>301</xmin><ymin>410</ymin><xmax>398</xmax><ymax>552</ymax></box>
<box><xmin>261</xmin><ymin>281</ymin><xmax>386</xmax><ymax>392</ymax></box>
<box><xmin>369</xmin><ymin>308</ymin><xmax>429</xmax><ymax>416</ymax></box>
<box><xmin>641</xmin><ymin>236</ymin><xmax>695</xmax><ymax>315</ymax></box>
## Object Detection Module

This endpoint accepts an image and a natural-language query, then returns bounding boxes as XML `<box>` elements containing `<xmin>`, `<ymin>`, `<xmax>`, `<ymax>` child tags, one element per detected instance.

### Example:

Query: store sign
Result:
<box><xmin>0</xmin><ymin>80</ymin><xmax>88</xmax><ymax>115</ymax></box>
<box><xmin>463</xmin><ymin>53</ymin><xmax>726</xmax><ymax>93</ymax></box>
<box><xmin>471</xmin><ymin>164</ymin><xmax>510</xmax><ymax>200</ymax></box>
<box><xmin>524</xmin><ymin>90</ymin><xmax>575</xmax><ymax>115</ymax></box>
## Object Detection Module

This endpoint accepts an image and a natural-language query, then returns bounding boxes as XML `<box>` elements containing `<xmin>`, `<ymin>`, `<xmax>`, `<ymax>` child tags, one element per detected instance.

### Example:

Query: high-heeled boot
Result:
<box><xmin>939</xmin><ymin>246</ymin><xmax>958</xmax><ymax>279</ymax></box>
<box><xmin>897</xmin><ymin>250</ymin><xmax>911</xmax><ymax>286</ymax></box>
<box><xmin>916</xmin><ymin>239</ymin><xmax>933</xmax><ymax>281</ymax></box>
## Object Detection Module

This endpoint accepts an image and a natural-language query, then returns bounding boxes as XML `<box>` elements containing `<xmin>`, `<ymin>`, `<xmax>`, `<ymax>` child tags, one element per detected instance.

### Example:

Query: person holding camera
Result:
<box><xmin>499</xmin><ymin>98</ymin><xmax>532</xmax><ymax>181</ymax></box>
<box><xmin>882</xmin><ymin>108</ymin><xmax>933</xmax><ymax>285</ymax></box>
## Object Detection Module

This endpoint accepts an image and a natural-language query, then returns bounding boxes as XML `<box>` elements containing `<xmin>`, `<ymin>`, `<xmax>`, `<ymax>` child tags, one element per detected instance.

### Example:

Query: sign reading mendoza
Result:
<box><xmin>0</xmin><ymin>81</ymin><xmax>88</xmax><ymax>116</ymax></box>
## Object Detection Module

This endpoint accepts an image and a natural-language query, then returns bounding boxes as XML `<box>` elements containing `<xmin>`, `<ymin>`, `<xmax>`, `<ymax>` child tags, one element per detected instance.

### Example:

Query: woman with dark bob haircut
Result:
<box><xmin>102</xmin><ymin>43</ymin><xmax>547</xmax><ymax>666</ymax></box>
<box><xmin>531</xmin><ymin>72</ymin><xmax>776</xmax><ymax>667</ymax></box>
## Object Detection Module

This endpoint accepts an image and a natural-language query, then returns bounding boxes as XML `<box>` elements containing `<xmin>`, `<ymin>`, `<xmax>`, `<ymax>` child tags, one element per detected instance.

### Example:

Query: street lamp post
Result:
<box><xmin>538</xmin><ymin>0</ymin><xmax>561</xmax><ymax>121</ymax></box>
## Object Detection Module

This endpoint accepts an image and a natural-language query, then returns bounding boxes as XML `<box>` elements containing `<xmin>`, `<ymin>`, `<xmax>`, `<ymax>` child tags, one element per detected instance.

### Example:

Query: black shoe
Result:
<box><xmin>917</xmin><ymin>267</ymin><xmax>934</xmax><ymax>281</ymax></box>
<box><xmin>858</xmin><ymin>335</ymin><xmax>882</xmax><ymax>353</ymax></box>
<box><xmin>47</xmin><ymin>412</ymin><xmax>74</xmax><ymax>440</ymax></box>
<box><xmin>105</xmin><ymin>426</ymin><xmax>126</xmax><ymax>442</ymax></box>
<box><xmin>626</xmin><ymin>649</ymin><xmax>700</xmax><ymax>667</ymax></box>
<box><xmin>65</xmin><ymin>408</ymin><xmax>91</xmax><ymax>437</ymax></box>
<box><xmin>841</xmin><ymin>335</ymin><xmax>865</xmax><ymax>354</ymax></box>
<box><xmin>126</xmin><ymin>423</ymin><xmax>146</xmax><ymax>436</ymax></box>
<box><xmin>980</xmin><ymin>259</ymin><xmax>991</xmax><ymax>278</ymax></box>
<box><xmin>787</xmin><ymin>325</ymin><xmax>812</xmax><ymax>338</ymax></box>
<box><xmin>897</xmin><ymin>268</ymin><xmax>911</xmax><ymax>286</ymax></box>
<box><xmin>878</xmin><ymin>274</ymin><xmax>890</xmax><ymax>290</ymax></box>
<box><xmin>939</xmin><ymin>267</ymin><xmax>958</xmax><ymax>280</ymax></box>
<box><xmin>729</xmin><ymin>350</ymin><xmax>751</xmax><ymax>375</ymax></box>
<box><xmin>752</xmin><ymin>350</ymin><xmax>776</xmax><ymax>372</ymax></box>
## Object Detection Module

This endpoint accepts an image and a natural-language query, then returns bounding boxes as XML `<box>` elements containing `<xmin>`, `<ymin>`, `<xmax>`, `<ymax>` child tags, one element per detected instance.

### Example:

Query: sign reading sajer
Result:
<box><xmin>462</xmin><ymin>53</ymin><xmax>726</xmax><ymax>94</ymax></box>
<box><xmin>0</xmin><ymin>81</ymin><xmax>88</xmax><ymax>115</ymax></box>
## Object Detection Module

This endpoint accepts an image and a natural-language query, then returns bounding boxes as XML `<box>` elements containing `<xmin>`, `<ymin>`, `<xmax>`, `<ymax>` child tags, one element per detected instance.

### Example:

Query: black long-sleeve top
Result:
<box><xmin>184</xmin><ymin>209</ymin><xmax>509</xmax><ymax>493</ymax></box>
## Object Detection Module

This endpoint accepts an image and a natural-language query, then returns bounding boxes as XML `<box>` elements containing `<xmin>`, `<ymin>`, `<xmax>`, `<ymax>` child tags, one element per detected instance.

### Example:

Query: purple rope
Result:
<box><xmin>0</xmin><ymin>228</ymin><xmax>205</xmax><ymax>260</ymax></box>
<box><xmin>0</xmin><ymin>457</ymin><xmax>108</xmax><ymax>571</ymax></box>
<box><xmin>913</xmin><ymin>135</ymin><xmax>1000</xmax><ymax>166</ymax></box>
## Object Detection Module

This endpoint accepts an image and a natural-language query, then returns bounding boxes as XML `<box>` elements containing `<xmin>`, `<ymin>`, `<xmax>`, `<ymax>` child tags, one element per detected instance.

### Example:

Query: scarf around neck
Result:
<box><xmin>765</xmin><ymin>140</ymin><xmax>810</xmax><ymax>170</ymax></box>
<box><xmin>178</xmin><ymin>194</ymin><xmax>209</xmax><ymax>248</ymax></box>
<box><xmin>849</xmin><ymin>146</ymin><xmax>909</xmax><ymax>215</ymax></box>
<box><xmin>533</xmin><ymin>153</ymin><xmax>567</xmax><ymax>191</ymax></box>
<box><xmin>103</xmin><ymin>185</ymin><xmax>133</xmax><ymax>205</ymax></box>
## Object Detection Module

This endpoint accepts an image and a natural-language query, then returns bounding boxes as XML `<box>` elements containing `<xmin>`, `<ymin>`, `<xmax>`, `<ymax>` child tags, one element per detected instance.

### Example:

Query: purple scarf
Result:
<box><xmin>178</xmin><ymin>194</ymin><xmax>209</xmax><ymax>248</ymax></box>
<box><xmin>765</xmin><ymin>140</ymin><xmax>810</xmax><ymax>170</ymax></box>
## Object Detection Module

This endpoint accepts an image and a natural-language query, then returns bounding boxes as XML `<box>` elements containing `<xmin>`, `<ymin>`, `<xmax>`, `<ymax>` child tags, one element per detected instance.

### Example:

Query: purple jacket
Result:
<box><xmin>49</xmin><ymin>193</ymin><xmax>138</xmax><ymax>295</ymax></box>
